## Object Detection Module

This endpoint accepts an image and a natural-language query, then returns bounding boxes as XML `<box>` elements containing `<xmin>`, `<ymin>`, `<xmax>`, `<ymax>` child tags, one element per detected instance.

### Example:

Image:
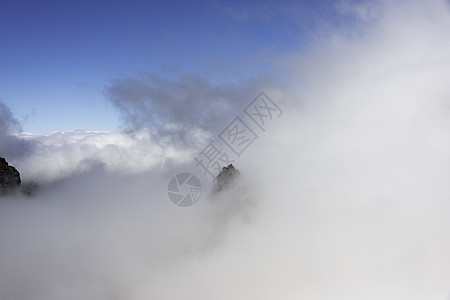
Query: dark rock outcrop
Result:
<box><xmin>0</xmin><ymin>157</ymin><xmax>21</xmax><ymax>195</ymax></box>
<box><xmin>216</xmin><ymin>164</ymin><xmax>240</xmax><ymax>191</ymax></box>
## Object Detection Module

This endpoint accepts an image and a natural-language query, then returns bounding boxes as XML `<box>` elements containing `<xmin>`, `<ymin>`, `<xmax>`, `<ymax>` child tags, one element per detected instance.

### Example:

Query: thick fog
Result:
<box><xmin>1</xmin><ymin>0</ymin><xmax>450</xmax><ymax>299</ymax></box>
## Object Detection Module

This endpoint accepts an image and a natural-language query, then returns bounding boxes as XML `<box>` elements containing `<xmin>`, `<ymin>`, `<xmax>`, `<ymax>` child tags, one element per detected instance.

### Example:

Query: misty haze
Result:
<box><xmin>1</xmin><ymin>0</ymin><xmax>450</xmax><ymax>299</ymax></box>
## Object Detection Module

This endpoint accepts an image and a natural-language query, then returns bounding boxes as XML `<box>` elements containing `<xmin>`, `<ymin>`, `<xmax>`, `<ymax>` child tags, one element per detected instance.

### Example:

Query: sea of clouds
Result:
<box><xmin>1</xmin><ymin>0</ymin><xmax>450</xmax><ymax>299</ymax></box>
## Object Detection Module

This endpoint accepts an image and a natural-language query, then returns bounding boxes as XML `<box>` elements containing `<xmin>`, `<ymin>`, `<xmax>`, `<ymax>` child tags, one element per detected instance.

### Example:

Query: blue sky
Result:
<box><xmin>0</xmin><ymin>0</ymin><xmax>337</xmax><ymax>133</ymax></box>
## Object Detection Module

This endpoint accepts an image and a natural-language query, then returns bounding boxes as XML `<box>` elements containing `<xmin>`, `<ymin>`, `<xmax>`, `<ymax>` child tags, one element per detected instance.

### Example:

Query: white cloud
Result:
<box><xmin>13</xmin><ymin>128</ymin><xmax>208</xmax><ymax>182</ymax></box>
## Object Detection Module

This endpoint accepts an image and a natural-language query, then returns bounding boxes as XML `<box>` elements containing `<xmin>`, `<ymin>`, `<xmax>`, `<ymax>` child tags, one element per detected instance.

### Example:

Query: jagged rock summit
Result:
<box><xmin>0</xmin><ymin>157</ymin><xmax>21</xmax><ymax>195</ymax></box>
<box><xmin>216</xmin><ymin>163</ymin><xmax>240</xmax><ymax>191</ymax></box>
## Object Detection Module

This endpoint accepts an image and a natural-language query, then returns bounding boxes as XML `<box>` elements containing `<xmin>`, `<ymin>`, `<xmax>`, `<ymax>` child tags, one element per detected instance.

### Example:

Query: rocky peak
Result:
<box><xmin>0</xmin><ymin>157</ymin><xmax>21</xmax><ymax>195</ymax></box>
<box><xmin>215</xmin><ymin>163</ymin><xmax>240</xmax><ymax>191</ymax></box>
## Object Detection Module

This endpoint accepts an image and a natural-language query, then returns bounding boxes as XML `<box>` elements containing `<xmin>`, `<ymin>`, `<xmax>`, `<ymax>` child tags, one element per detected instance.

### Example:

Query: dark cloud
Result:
<box><xmin>0</xmin><ymin>100</ymin><xmax>34</xmax><ymax>160</ymax></box>
<box><xmin>0</xmin><ymin>100</ymin><xmax>21</xmax><ymax>134</ymax></box>
<box><xmin>106</xmin><ymin>73</ymin><xmax>278</xmax><ymax>145</ymax></box>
